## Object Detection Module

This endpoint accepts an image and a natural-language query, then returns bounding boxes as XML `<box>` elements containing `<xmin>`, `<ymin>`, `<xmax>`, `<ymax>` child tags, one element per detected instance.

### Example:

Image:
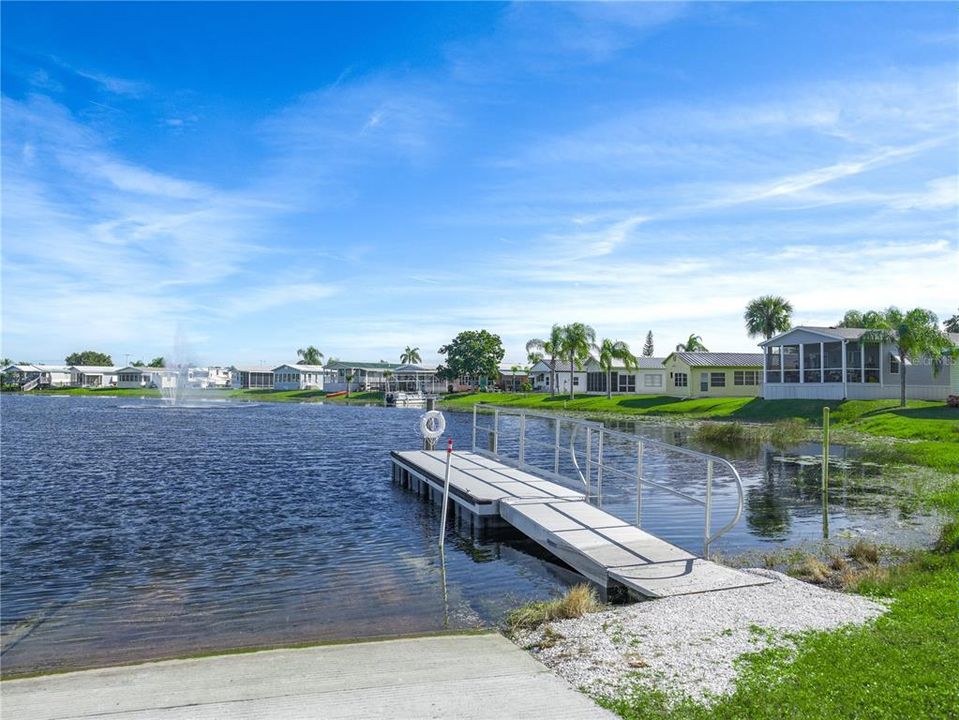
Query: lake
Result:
<box><xmin>0</xmin><ymin>394</ymin><xmax>937</xmax><ymax>675</ymax></box>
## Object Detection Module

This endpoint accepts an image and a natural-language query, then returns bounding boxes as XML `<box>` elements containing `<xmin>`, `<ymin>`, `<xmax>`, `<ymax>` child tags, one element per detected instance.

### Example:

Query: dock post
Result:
<box><xmin>596</xmin><ymin>430</ymin><xmax>604</xmax><ymax>507</ymax></box>
<box><xmin>822</xmin><ymin>406</ymin><xmax>830</xmax><ymax>538</ymax></box>
<box><xmin>472</xmin><ymin>405</ymin><xmax>477</xmax><ymax>452</ymax></box>
<box><xmin>518</xmin><ymin>414</ymin><xmax>526</xmax><ymax>467</ymax></box>
<box><xmin>439</xmin><ymin>438</ymin><xmax>454</xmax><ymax>548</ymax></box>
<box><xmin>636</xmin><ymin>439</ymin><xmax>643</xmax><ymax>528</ymax></box>
<box><xmin>704</xmin><ymin>460</ymin><xmax>713</xmax><ymax>557</ymax></box>
<box><xmin>490</xmin><ymin>408</ymin><xmax>499</xmax><ymax>454</ymax></box>
<box><xmin>554</xmin><ymin>418</ymin><xmax>560</xmax><ymax>474</ymax></box>
<box><xmin>585</xmin><ymin>427</ymin><xmax>592</xmax><ymax>501</ymax></box>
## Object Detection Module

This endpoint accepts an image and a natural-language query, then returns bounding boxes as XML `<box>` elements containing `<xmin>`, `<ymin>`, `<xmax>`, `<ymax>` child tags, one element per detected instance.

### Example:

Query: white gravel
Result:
<box><xmin>512</xmin><ymin>569</ymin><xmax>889</xmax><ymax>705</ymax></box>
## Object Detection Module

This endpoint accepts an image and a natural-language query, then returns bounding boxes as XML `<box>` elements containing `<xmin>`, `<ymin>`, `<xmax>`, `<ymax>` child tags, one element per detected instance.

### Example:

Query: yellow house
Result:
<box><xmin>662</xmin><ymin>352</ymin><xmax>763</xmax><ymax>398</ymax></box>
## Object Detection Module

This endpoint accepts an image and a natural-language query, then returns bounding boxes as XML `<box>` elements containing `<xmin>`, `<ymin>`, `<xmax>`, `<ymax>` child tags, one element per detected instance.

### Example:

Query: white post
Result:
<box><xmin>518</xmin><ymin>414</ymin><xmax>526</xmax><ymax>467</ymax></box>
<box><xmin>439</xmin><ymin>437</ymin><xmax>453</xmax><ymax>549</ymax></box>
<box><xmin>841</xmin><ymin>340</ymin><xmax>848</xmax><ymax>399</ymax></box>
<box><xmin>636</xmin><ymin>439</ymin><xmax>643</xmax><ymax>528</ymax></box>
<box><xmin>554</xmin><ymin>418</ymin><xmax>561</xmax><ymax>474</ymax></box>
<box><xmin>799</xmin><ymin>343</ymin><xmax>805</xmax><ymax>383</ymax></box>
<box><xmin>585</xmin><ymin>427</ymin><xmax>592</xmax><ymax>501</ymax></box>
<box><xmin>704</xmin><ymin>460</ymin><xmax>714</xmax><ymax>557</ymax></box>
<box><xmin>471</xmin><ymin>405</ymin><xmax>477</xmax><ymax>452</ymax></box>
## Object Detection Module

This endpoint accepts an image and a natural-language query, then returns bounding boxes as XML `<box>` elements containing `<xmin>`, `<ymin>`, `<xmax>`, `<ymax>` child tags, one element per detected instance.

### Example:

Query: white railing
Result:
<box><xmin>470</xmin><ymin>404</ymin><xmax>744</xmax><ymax>556</ymax></box>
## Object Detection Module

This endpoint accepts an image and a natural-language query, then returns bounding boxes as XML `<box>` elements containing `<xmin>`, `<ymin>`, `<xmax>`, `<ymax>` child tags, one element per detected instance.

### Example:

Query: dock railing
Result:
<box><xmin>471</xmin><ymin>404</ymin><xmax>744</xmax><ymax>556</ymax></box>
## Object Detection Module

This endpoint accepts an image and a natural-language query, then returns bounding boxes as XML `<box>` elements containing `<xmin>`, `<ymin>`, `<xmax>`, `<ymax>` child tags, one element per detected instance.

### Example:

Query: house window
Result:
<box><xmin>617</xmin><ymin>374</ymin><xmax>636</xmax><ymax>392</ymax></box>
<box><xmin>889</xmin><ymin>354</ymin><xmax>900</xmax><ymax>374</ymax></box>
<box><xmin>734</xmin><ymin>371</ymin><xmax>760</xmax><ymax>385</ymax></box>
<box><xmin>643</xmin><ymin>374</ymin><xmax>663</xmax><ymax>388</ymax></box>
<box><xmin>782</xmin><ymin>345</ymin><xmax>800</xmax><ymax>383</ymax></box>
<box><xmin>586</xmin><ymin>372</ymin><xmax>606</xmax><ymax>392</ymax></box>
<box><xmin>765</xmin><ymin>347</ymin><xmax>781</xmax><ymax>383</ymax></box>
<box><xmin>674</xmin><ymin>373</ymin><xmax>687</xmax><ymax>387</ymax></box>
<box><xmin>846</xmin><ymin>344</ymin><xmax>862</xmax><ymax>383</ymax></box>
<box><xmin>573</xmin><ymin>377</ymin><xmax>580</xmax><ymax>386</ymax></box>
<box><xmin>864</xmin><ymin>343</ymin><xmax>880</xmax><ymax>383</ymax></box>
<box><xmin>824</xmin><ymin>342</ymin><xmax>843</xmax><ymax>382</ymax></box>
<box><xmin>803</xmin><ymin>345</ymin><xmax>821</xmax><ymax>383</ymax></box>
<box><xmin>710</xmin><ymin>372</ymin><xmax>726</xmax><ymax>387</ymax></box>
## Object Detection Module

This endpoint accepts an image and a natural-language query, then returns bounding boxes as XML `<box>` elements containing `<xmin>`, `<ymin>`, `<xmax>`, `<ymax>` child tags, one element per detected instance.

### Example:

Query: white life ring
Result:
<box><xmin>419</xmin><ymin>410</ymin><xmax>446</xmax><ymax>440</ymax></box>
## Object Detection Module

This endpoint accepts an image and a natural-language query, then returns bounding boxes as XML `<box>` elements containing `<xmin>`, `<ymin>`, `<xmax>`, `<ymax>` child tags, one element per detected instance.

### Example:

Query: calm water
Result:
<box><xmin>0</xmin><ymin>395</ymin><xmax>937</xmax><ymax>674</ymax></box>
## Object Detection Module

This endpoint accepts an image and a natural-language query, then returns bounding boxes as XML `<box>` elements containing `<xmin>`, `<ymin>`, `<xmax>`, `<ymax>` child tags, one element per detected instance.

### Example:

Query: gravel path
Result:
<box><xmin>512</xmin><ymin>569</ymin><xmax>889</xmax><ymax>705</ymax></box>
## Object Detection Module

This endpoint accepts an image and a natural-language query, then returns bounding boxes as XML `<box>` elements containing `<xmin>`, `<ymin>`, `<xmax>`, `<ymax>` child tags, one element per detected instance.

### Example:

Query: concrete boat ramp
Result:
<box><xmin>392</xmin><ymin>440</ymin><xmax>771</xmax><ymax>599</ymax></box>
<box><xmin>1</xmin><ymin>634</ymin><xmax>616</xmax><ymax>719</ymax></box>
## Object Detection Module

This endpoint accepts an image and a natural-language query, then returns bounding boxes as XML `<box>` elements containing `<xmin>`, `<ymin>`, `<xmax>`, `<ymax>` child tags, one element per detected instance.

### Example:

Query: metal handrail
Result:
<box><xmin>470</xmin><ymin>404</ymin><xmax>744</xmax><ymax>556</ymax></box>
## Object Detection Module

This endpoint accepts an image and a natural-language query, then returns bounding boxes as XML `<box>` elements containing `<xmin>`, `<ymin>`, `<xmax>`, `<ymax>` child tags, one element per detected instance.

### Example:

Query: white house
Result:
<box><xmin>760</xmin><ymin>326</ymin><xmax>959</xmax><ymax>401</ymax></box>
<box><xmin>583</xmin><ymin>357</ymin><xmax>667</xmax><ymax>394</ymax></box>
<box><xmin>230</xmin><ymin>366</ymin><xmax>275</xmax><ymax>389</ymax></box>
<box><xmin>393</xmin><ymin>363</ymin><xmax>441</xmax><ymax>393</ymax></box>
<box><xmin>324</xmin><ymin>361</ymin><xmax>399</xmax><ymax>392</ymax></box>
<box><xmin>2</xmin><ymin>364</ymin><xmax>73</xmax><ymax>389</ymax></box>
<box><xmin>115</xmin><ymin>366</ymin><xmax>180</xmax><ymax>389</ymax></box>
<box><xmin>528</xmin><ymin>360</ymin><xmax>587</xmax><ymax>394</ymax></box>
<box><xmin>69</xmin><ymin>365</ymin><xmax>120</xmax><ymax>387</ymax></box>
<box><xmin>272</xmin><ymin>364</ymin><xmax>326</xmax><ymax>391</ymax></box>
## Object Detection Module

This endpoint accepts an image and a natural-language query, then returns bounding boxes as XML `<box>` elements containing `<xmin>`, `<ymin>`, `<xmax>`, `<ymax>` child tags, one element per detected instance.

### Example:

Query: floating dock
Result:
<box><xmin>391</xmin><ymin>448</ymin><xmax>773</xmax><ymax>599</ymax></box>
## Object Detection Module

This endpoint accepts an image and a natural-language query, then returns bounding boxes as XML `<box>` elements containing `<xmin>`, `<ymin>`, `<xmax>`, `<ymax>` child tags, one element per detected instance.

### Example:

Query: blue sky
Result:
<box><xmin>2</xmin><ymin>2</ymin><xmax>956</xmax><ymax>367</ymax></box>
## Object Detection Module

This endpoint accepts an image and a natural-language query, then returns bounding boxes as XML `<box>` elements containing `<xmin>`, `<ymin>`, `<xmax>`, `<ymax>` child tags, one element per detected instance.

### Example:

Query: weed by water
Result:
<box><xmin>505</xmin><ymin>583</ymin><xmax>602</xmax><ymax>633</ymax></box>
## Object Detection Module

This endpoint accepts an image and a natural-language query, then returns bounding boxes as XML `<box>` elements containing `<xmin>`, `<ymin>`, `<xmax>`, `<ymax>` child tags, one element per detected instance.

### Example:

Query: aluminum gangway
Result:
<box><xmin>391</xmin><ymin>405</ymin><xmax>772</xmax><ymax>599</ymax></box>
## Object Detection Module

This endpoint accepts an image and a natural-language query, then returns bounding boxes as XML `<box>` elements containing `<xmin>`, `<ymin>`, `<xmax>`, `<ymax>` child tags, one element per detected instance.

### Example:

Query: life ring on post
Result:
<box><xmin>419</xmin><ymin>410</ymin><xmax>446</xmax><ymax>441</ymax></box>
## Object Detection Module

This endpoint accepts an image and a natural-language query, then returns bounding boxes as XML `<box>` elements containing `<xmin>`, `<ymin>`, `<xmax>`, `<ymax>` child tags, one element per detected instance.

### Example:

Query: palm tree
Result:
<box><xmin>297</xmin><ymin>346</ymin><xmax>324</xmax><ymax>366</ymax></box>
<box><xmin>676</xmin><ymin>334</ymin><xmax>708</xmax><ymax>352</ymax></box>
<box><xmin>943</xmin><ymin>310</ymin><xmax>959</xmax><ymax>334</ymax></box>
<box><xmin>383</xmin><ymin>369</ymin><xmax>393</xmax><ymax>393</ymax></box>
<box><xmin>345</xmin><ymin>372</ymin><xmax>354</xmax><ymax>397</ymax></box>
<box><xmin>400</xmin><ymin>346</ymin><xmax>421</xmax><ymax>365</ymax></box>
<box><xmin>861</xmin><ymin>307</ymin><xmax>957</xmax><ymax>407</ymax></box>
<box><xmin>838</xmin><ymin>309</ymin><xmax>883</xmax><ymax>328</ymax></box>
<box><xmin>560</xmin><ymin>322</ymin><xmax>597</xmax><ymax>399</ymax></box>
<box><xmin>597</xmin><ymin>338</ymin><xmax>637</xmax><ymax>399</ymax></box>
<box><xmin>744</xmin><ymin>295</ymin><xmax>793</xmax><ymax>340</ymax></box>
<box><xmin>527</xmin><ymin>350</ymin><xmax>544</xmax><ymax>365</ymax></box>
<box><xmin>526</xmin><ymin>324</ymin><xmax>564</xmax><ymax>396</ymax></box>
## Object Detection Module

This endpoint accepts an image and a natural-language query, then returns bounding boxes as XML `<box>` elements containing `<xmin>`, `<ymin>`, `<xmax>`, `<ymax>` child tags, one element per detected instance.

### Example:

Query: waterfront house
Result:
<box><xmin>115</xmin><ymin>366</ymin><xmax>180</xmax><ymax>389</ymax></box>
<box><xmin>583</xmin><ymin>357</ymin><xmax>667</xmax><ymax>394</ymax></box>
<box><xmin>230</xmin><ymin>366</ymin><xmax>275</xmax><ymax>390</ymax></box>
<box><xmin>324</xmin><ymin>360</ymin><xmax>400</xmax><ymax>392</ymax></box>
<box><xmin>662</xmin><ymin>352</ymin><xmax>764</xmax><ymax>398</ymax></box>
<box><xmin>497</xmin><ymin>364</ymin><xmax>530</xmax><ymax>391</ymax></box>
<box><xmin>393</xmin><ymin>363</ymin><xmax>442</xmax><ymax>393</ymax></box>
<box><xmin>272</xmin><ymin>364</ymin><xmax>326</xmax><ymax>391</ymax></box>
<box><xmin>1</xmin><ymin>364</ymin><xmax>73</xmax><ymax>390</ymax></box>
<box><xmin>759</xmin><ymin>327</ymin><xmax>959</xmax><ymax>401</ymax></box>
<box><xmin>69</xmin><ymin>365</ymin><xmax>120</xmax><ymax>387</ymax></box>
<box><xmin>529</xmin><ymin>360</ymin><xmax>587</xmax><ymax>394</ymax></box>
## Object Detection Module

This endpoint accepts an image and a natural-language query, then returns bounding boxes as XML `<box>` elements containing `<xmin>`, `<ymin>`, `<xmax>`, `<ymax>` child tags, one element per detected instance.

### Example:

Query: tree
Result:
<box><xmin>526</xmin><ymin>324</ymin><xmax>564</xmax><ymax>396</ymax></box>
<box><xmin>597</xmin><ymin>338</ymin><xmax>637</xmax><ymax>400</ymax></box>
<box><xmin>297</xmin><ymin>346</ymin><xmax>324</xmax><ymax>366</ymax></box>
<box><xmin>943</xmin><ymin>310</ymin><xmax>959</xmax><ymax>334</ymax></box>
<box><xmin>0</xmin><ymin>357</ymin><xmax>12</xmax><ymax>367</ymax></box>
<box><xmin>400</xmin><ymin>346</ymin><xmax>422</xmax><ymax>365</ymax></box>
<box><xmin>345</xmin><ymin>373</ymin><xmax>354</xmax><ymax>397</ymax></box>
<box><xmin>860</xmin><ymin>307</ymin><xmax>957</xmax><ymax>407</ymax></box>
<box><xmin>526</xmin><ymin>350</ymin><xmax>544</xmax><ymax>365</ymax></box>
<box><xmin>560</xmin><ymin>322</ymin><xmax>596</xmax><ymax>399</ymax></box>
<box><xmin>744</xmin><ymin>295</ymin><xmax>794</xmax><ymax>340</ymax></box>
<box><xmin>838</xmin><ymin>309</ymin><xmax>883</xmax><ymax>328</ymax></box>
<box><xmin>437</xmin><ymin>330</ymin><xmax>505</xmax><ymax>389</ymax></box>
<box><xmin>131</xmin><ymin>360</ymin><xmax>145</xmax><ymax>367</ymax></box>
<box><xmin>642</xmin><ymin>331</ymin><xmax>654</xmax><ymax>357</ymax></box>
<box><xmin>383</xmin><ymin>369</ymin><xmax>393</xmax><ymax>393</ymax></box>
<box><xmin>675</xmin><ymin>334</ymin><xmax>708</xmax><ymax>352</ymax></box>
<box><xmin>148</xmin><ymin>357</ymin><xmax>164</xmax><ymax>368</ymax></box>
<box><xmin>65</xmin><ymin>350</ymin><xmax>113</xmax><ymax>366</ymax></box>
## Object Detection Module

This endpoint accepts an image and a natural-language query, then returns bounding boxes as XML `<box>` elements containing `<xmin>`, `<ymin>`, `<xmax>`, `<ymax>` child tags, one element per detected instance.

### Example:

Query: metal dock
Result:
<box><xmin>391</xmin><ymin>406</ymin><xmax>773</xmax><ymax>599</ymax></box>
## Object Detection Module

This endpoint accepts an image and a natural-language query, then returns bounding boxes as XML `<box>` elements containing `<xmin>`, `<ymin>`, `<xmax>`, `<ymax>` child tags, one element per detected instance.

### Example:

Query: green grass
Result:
<box><xmin>26</xmin><ymin>387</ymin><xmax>162</xmax><ymax>397</ymax></box>
<box><xmin>600</xmin><ymin>549</ymin><xmax>959</xmax><ymax>720</ymax></box>
<box><xmin>228</xmin><ymin>389</ymin><xmax>385</xmax><ymax>404</ymax></box>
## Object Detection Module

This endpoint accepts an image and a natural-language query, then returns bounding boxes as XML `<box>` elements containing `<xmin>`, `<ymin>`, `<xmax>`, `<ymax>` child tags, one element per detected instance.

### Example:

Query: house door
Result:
<box><xmin>700</xmin><ymin>373</ymin><xmax>709</xmax><ymax>392</ymax></box>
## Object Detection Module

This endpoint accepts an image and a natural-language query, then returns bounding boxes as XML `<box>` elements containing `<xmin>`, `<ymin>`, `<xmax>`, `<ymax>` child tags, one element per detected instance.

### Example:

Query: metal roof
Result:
<box><xmin>273</xmin><ymin>363</ymin><xmax>326</xmax><ymax>372</ymax></box>
<box><xmin>668</xmin><ymin>352</ymin><xmax>764</xmax><ymax>367</ymax></box>
<box><xmin>325</xmin><ymin>361</ymin><xmax>399</xmax><ymax>371</ymax></box>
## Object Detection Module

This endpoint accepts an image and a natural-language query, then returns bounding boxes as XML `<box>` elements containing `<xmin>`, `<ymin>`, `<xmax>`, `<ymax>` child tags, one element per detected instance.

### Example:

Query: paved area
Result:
<box><xmin>1</xmin><ymin>633</ymin><xmax>617</xmax><ymax>719</ymax></box>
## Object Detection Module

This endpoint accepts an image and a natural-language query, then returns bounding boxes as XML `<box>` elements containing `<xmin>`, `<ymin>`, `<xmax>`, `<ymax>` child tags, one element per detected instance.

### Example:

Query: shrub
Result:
<box><xmin>506</xmin><ymin>583</ymin><xmax>602</xmax><ymax>632</ymax></box>
<box><xmin>693</xmin><ymin>421</ymin><xmax>748</xmax><ymax>446</ymax></box>
<box><xmin>848</xmin><ymin>539</ymin><xmax>880</xmax><ymax>565</ymax></box>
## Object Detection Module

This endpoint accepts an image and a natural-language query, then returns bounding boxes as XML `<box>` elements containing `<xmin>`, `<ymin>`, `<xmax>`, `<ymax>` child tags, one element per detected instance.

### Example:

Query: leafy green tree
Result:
<box><xmin>943</xmin><ymin>310</ymin><xmax>959</xmax><ymax>334</ymax></box>
<box><xmin>400</xmin><ymin>346</ymin><xmax>422</xmax><ymax>365</ymax></box>
<box><xmin>297</xmin><ymin>346</ymin><xmax>324</xmax><ymax>366</ymax></box>
<box><xmin>131</xmin><ymin>360</ymin><xmax>145</xmax><ymax>367</ymax></box>
<box><xmin>675</xmin><ymin>334</ymin><xmax>708</xmax><ymax>352</ymax></box>
<box><xmin>860</xmin><ymin>307</ymin><xmax>957</xmax><ymax>407</ymax></box>
<box><xmin>838</xmin><ymin>309</ymin><xmax>883</xmax><ymax>328</ymax></box>
<box><xmin>642</xmin><ymin>331</ymin><xmax>654</xmax><ymax>357</ymax></box>
<box><xmin>597</xmin><ymin>338</ymin><xmax>637</xmax><ymax>399</ymax></box>
<box><xmin>560</xmin><ymin>322</ymin><xmax>596</xmax><ymax>399</ymax></box>
<box><xmin>1</xmin><ymin>357</ymin><xmax>12</xmax><ymax>367</ymax></box>
<box><xmin>437</xmin><ymin>330</ymin><xmax>505</xmax><ymax>389</ymax></box>
<box><xmin>65</xmin><ymin>350</ymin><xmax>113</xmax><ymax>366</ymax></box>
<box><xmin>526</xmin><ymin>324</ymin><xmax>564</xmax><ymax>396</ymax></box>
<box><xmin>526</xmin><ymin>350</ymin><xmax>544</xmax><ymax>365</ymax></box>
<box><xmin>744</xmin><ymin>295</ymin><xmax>793</xmax><ymax>340</ymax></box>
<box><xmin>345</xmin><ymin>373</ymin><xmax>354</xmax><ymax>397</ymax></box>
<box><xmin>148</xmin><ymin>356</ymin><xmax>165</xmax><ymax>368</ymax></box>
